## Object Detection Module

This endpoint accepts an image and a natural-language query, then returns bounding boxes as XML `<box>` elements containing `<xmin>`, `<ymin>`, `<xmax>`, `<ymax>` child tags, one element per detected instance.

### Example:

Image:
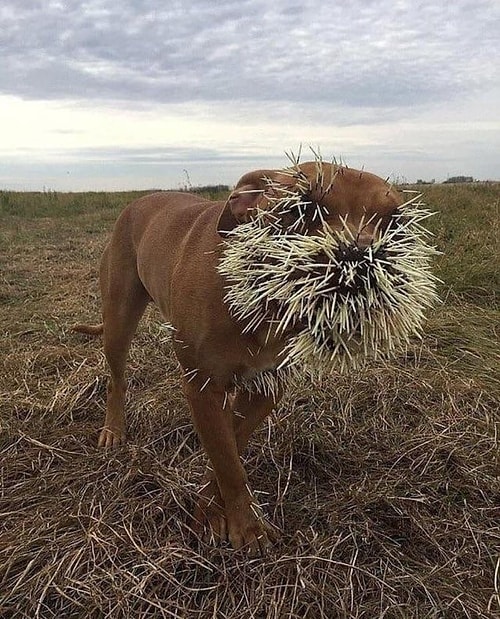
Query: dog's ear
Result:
<box><xmin>217</xmin><ymin>170</ymin><xmax>275</xmax><ymax>236</ymax></box>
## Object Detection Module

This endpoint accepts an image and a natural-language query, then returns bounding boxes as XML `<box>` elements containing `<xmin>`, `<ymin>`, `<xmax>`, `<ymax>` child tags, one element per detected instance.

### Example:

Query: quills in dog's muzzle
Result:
<box><xmin>218</xmin><ymin>166</ymin><xmax>440</xmax><ymax>387</ymax></box>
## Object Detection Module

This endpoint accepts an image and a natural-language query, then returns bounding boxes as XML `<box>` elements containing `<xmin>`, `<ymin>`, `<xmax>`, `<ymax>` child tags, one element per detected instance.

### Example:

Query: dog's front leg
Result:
<box><xmin>183</xmin><ymin>376</ymin><xmax>274</xmax><ymax>554</ymax></box>
<box><xmin>192</xmin><ymin>389</ymin><xmax>282</xmax><ymax>547</ymax></box>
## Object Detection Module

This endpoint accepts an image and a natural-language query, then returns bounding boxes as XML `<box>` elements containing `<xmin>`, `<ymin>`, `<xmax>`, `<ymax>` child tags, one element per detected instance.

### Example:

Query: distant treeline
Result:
<box><xmin>416</xmin><ymin>176</ymin><xmax>480</xmax><ymax>185</ymax></box>
<box><xmin>443</xmin><ymin>176</ymin><xmax>475</xmax><ymax>184</ymax></box>
<box><xmin>190</xmin><ymin>184</ymin><xmax>230</xmax><ymax>193</ymax></box>
<box><xmin>178</xmin><ymin>184</ymin><xmax>230</xmax><ymax>199</ymax></box>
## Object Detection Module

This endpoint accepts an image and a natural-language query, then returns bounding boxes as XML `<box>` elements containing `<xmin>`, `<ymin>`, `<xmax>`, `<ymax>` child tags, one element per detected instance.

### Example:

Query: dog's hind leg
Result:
<box><xmin>98</xmin><ymin>249</ymin><xmax>150</xmax><ymax>448</ymax></box>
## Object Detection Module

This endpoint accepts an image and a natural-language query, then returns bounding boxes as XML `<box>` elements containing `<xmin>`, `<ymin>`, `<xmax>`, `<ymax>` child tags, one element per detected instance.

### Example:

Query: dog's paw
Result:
<box><xmin>192</xmin><ymin>481</ymin><xmax>280</xmax><ymax>555</ymax></box>
<box><xmin>226</xmin><ymin>500</ymin><xmax>280</xmax><ymax>556</ymax></box>
<box><xmin>192</xmin><ymin>479</ymin><xmax>227</xmax><ymax>542</ymax></box>
<box><xmin>97</xmin><ymin>426</ymin><xmax>125</xmax><ymax>448</ymax></box>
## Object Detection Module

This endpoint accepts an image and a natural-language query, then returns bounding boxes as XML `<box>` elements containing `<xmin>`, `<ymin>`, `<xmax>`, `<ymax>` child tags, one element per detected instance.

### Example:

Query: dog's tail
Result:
<box><xmin>72</xmin><ymin>323</ymin><xmax>104</xmax><ymax>337</ymax></box>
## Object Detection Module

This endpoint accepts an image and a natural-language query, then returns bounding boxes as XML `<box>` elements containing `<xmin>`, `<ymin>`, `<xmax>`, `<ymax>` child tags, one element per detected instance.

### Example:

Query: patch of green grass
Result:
<box><xmin>414</xmin><ymin>183</ymin><xmax>499</xmax><ymax>304</ymax></box>
<box><xmin>0</xmin><ymin>187</ymin><xmax>230</xmax><ymax>219</ymax></box>
<box><xmin>0</xmin><ymin>190</ymin><xmax>151</xmax><ymax>219</ymax></box>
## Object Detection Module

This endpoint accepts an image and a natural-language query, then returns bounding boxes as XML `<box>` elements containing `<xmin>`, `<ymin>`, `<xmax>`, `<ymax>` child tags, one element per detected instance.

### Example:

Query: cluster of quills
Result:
<box><xmin>218</xmin><ymin>159</ymin><xmax>440</xmax><ymax>393</ymax></box>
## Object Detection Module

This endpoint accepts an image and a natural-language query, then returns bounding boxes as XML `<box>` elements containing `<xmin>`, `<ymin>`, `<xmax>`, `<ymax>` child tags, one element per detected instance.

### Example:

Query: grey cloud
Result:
<box><xmin>7</xmin><ymin>143</ymin><xmax>283</xmax><ymax>166</ymax></box>
<box><xmin>1</xmin><ymin>0</ymin><xmax>498</xmax><ymax>109</ymax></box>
<box><xmin>65</xmin><ymin>145</ymin><xmax>270</xmax><ymax>164</ymax></box>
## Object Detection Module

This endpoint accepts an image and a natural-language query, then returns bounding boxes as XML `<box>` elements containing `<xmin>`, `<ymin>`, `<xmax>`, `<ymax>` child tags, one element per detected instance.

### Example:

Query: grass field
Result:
<box><xmin>0</xmin><ymin>183</ymin><xmax>499</xmax><ymax>618</ymax></box>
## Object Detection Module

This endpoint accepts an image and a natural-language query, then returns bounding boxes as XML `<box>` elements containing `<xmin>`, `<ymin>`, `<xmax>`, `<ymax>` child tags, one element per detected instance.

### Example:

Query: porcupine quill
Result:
<box><xmin>218</xmin><ymin>154</ymin><xmax>440</xmax><ymax>394</ymax></box>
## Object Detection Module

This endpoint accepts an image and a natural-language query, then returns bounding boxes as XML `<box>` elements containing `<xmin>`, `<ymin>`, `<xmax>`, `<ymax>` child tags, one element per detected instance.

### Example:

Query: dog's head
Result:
<box><xmin>217</xmin><ymin>161</ymin><xmax>401</xmax><ymax>247</ymax></box>
<box><xmin>217</xmin><ymin>160</ymin><xmax>439</xmax><ymax>375</ymax></box>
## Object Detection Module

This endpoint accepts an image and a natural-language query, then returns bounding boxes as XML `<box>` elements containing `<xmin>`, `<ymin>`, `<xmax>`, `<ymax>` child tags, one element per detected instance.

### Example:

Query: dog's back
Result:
<box><xmin>116</xmin><ymin>191</ymin><xmax>224</xmax><ymax>322</ymax></box>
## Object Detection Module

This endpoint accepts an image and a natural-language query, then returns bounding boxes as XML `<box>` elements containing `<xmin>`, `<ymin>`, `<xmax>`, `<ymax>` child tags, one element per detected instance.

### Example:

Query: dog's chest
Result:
<box><xmin>240</xmin><ymin>338</ymin><xmax>283</xmax><ymax>377</ymax></box>
<box><xmin>232</xmin><ymin>342</ymin><xmax>285</xmax><ymax>395</ymax></box>
<box><xmin>241</xmin><ymin>363</ymin><xmax>276</xmax><ymax>382</ymax></box>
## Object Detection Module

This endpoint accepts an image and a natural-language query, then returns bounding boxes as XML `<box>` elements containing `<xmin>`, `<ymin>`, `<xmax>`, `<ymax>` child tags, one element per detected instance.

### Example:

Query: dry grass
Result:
<box><xmin>1</xmin><ymin>185</ymin><xmax>499</xmax><ymax>618</ymax></box>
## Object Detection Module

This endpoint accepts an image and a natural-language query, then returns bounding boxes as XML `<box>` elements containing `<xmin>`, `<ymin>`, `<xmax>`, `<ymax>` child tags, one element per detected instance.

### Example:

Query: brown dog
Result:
<box><xmin>74</xmin><ymin>162</ymin><xmax>402</xmax><ymax>554</ymax></box>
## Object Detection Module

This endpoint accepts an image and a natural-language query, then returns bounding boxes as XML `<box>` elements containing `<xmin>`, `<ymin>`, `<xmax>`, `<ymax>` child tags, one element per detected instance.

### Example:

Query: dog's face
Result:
<box><xmin>217</xmin><ymin>161</ymin><xmax>438</xmax><ymax>377</ymax></box>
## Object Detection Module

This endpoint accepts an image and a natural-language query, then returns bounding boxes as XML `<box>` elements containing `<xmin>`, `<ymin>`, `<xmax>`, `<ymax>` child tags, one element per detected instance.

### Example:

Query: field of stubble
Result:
<box><xmin>0</xmin><ymin>183</ymin><xmax>498</xmax><ymax>618</ymax></box>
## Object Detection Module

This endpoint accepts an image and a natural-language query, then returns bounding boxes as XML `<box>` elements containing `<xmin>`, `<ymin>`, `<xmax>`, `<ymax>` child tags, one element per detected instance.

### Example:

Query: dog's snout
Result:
<box><xmin>352</xmin><ymin>218</ymin><xmax>388</xmax><ymax>249</ymax></box>
<box><xmin>343</xmin><ymin>225</ymin><xmax>377</xmax><ymax>249</ymax></box>
<box><xmin>355</xmin><ymin>230</ymin><xmax>374</xmax><ymax>249</ymax></box>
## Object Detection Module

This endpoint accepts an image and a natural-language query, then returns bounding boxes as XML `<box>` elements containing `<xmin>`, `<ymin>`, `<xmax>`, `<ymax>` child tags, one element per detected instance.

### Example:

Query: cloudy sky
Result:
<box><xmin>1</xmin><ymin>0</ymin><xmax>499</xmax><ymax>190</ymax></box>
